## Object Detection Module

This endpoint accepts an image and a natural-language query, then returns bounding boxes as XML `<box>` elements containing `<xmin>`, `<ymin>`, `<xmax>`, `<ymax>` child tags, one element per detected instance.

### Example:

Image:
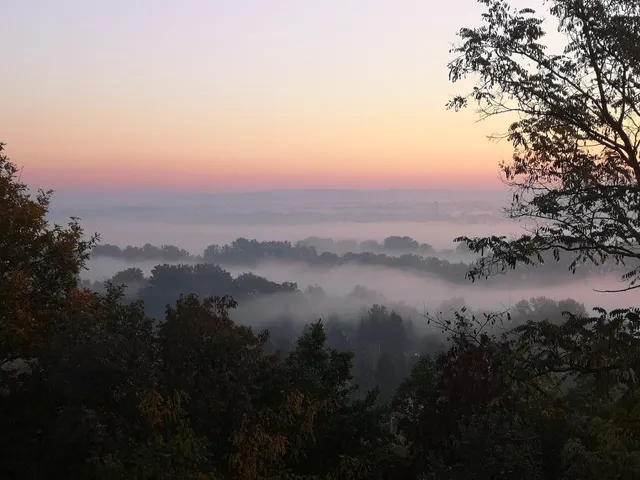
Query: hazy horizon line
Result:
<box><xmin>49</xmin><ymin>186</ymin><xmax>508</xmax><ymax>197</ymax></box>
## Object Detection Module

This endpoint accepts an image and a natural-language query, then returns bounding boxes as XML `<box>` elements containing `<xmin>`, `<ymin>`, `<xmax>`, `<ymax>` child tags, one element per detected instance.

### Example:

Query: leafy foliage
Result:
<box><xmin>448</xmin><ymin>0</ymin><xmax>640</xmax><ymax>291</ymax></box>
<box><xmin>3</xmin><ymin>2</ymin><xmax>640</xmax><ymax>477</ymax></box>
<box><xmin>0</xmin><ymin>144</ymin><xmax>395</xmax><ymax>478</ymax></box>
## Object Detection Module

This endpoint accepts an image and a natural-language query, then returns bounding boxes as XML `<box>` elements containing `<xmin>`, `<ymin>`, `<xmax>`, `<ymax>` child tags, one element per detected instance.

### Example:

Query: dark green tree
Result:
<box><xmin>281</xmin><ymin>321</ymin><xmax>395</xmax><ymax>479</ymax></box>
<box><xmin>111</xmin><ymin>267</ymin><xmax>145</xmax><ymax>286</ymax></box>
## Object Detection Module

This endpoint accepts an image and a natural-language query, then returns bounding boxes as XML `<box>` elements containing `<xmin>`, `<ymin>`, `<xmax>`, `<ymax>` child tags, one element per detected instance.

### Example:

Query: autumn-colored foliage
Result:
<box><xmin>2</xmin><ymin>1</ymin><xmax>640</xmax><ymax>478</ymax></box>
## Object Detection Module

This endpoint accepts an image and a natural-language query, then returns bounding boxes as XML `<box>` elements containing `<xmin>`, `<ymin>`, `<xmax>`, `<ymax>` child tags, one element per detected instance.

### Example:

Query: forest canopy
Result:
<box><xmin>1</xmin><ymin>1</ymin><xmax>640</xmax><ymax>478</ymax></box>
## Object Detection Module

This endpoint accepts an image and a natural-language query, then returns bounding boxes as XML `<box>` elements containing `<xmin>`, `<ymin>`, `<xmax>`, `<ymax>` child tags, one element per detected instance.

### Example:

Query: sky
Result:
<box><xmin>1</xmin><ymin>0</ymin><xmax>548</xmax><ymax>192</ymax></box>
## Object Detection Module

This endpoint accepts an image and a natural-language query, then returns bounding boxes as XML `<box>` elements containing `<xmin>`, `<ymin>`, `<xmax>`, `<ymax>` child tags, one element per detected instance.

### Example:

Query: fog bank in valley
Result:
<box><xmin>76</xmin><ymin>189</ymin><xmax>637</xmax><ymax>325</ymax></box>
<box><xmin>223</xmin><ymin>261</ymin><xmax>636</xmax><ymax>313</ymax></box>
<box><xmin>84</xmin><ymin>256</ymin><xmax>636</xmax><ymax>315</ymax></box>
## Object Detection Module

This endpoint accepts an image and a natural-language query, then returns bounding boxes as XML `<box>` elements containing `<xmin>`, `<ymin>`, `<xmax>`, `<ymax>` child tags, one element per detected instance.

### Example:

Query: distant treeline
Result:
<box><xmin>90</xmin><ymin>236</ymin><xmax>621</xmax><ymax>286</ymax></box>
<box><xmin>90</xmin><ymin>235</ymin><xmax>462</xmax><ymax>262</ymax></box>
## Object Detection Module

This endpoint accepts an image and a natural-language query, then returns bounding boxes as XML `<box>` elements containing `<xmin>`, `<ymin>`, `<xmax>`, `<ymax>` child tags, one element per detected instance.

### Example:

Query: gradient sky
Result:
<box><xmin>2</xmin><ymin>0</ymin><xmax>546</xmax><ymax>192</ymax></box>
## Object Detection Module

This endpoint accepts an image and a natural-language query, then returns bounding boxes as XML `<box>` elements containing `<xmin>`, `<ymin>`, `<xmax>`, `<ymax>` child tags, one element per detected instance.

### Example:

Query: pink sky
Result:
<box><xmin>2</xmin><ymin>0</ymin><xmax>541</xmax><ymax>193</ymax></box>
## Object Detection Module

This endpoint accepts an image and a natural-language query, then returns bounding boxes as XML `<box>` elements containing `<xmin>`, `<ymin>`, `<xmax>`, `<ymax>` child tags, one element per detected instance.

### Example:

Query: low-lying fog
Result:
<box><xmin>84</xmin><ymin>257</ymin><xmax>637</xmax><ymax>314</ymax></box>
<box><xmin>223</xmin><ymin>262</ymin><xmax>638</xmax><ymax>313</ymax></box>
<box><xmin>69</xmin><ymin>189</ymin><xmax>637</xmax><ymax>318</ymax></box>
<box><xmin>50</xmin><ymin>189</ymin><xmax>519</xmax><ymax>253</ymax></box>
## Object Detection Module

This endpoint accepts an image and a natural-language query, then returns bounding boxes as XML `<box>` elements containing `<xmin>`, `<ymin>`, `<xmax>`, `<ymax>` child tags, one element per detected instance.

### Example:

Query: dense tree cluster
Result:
<box><xmin>84</xmin><ymin>261</ymin><xmax>592</xmax><ymax>405</ymax></box>
<box><xmin>1</xmin><ymin>145</ymin><xmax>395</xmax><ymax>478</ymax></box>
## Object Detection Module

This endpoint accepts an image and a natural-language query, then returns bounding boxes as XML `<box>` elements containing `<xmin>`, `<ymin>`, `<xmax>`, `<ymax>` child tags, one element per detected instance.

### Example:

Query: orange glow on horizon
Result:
<box><xmin>21</xmin><ymin>159</ymin><xmax>504</xmax><ymax>193</ymax></box>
